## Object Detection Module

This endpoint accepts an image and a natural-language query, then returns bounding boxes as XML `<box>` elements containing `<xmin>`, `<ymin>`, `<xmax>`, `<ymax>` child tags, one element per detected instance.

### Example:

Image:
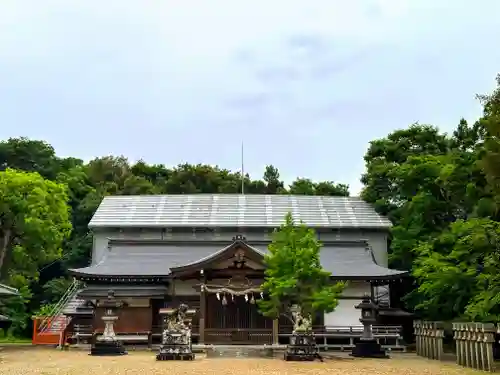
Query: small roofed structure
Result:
<box><xmin>0</xmin><ymin>283</ymin><xmax>18</xmax><ymax>297</ymax></box>
<box><xmin>66</xmin><ymin>194</ymin><xmax>407</xmax><ymax>346</ymax></box>
<box><xmin>0</xmin><ymin>283</ymin><xmax>19</xmax><ymax>329</ymax></box>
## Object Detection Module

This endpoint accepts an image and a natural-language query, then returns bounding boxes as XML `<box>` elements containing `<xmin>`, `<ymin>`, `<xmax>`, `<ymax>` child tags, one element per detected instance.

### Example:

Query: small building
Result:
<box><xmin>0</xmin><ymin>283</ymin><xmax>19</xmax><ymax>330</ymax></box>
<box><xmin>67</xmin><ymin>194</ymin><xmax>406</xmax><ymax>345</ymax></box>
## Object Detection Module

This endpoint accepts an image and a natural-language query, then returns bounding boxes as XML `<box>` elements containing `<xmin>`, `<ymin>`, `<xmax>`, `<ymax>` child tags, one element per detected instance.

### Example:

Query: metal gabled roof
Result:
<box><xmin>69</xmin><ymin>240</ymin><xmax>406</xmax><ymax>280</ymax></box>
<box><xmin>0</xmin><ymin>283</ymin><xmax>18</xmax><ymax>296</ymax></box>
<box><xmin>88</xmin><ymin>194</ymin><xmax>391</xmax><ymax>229</ymax></box>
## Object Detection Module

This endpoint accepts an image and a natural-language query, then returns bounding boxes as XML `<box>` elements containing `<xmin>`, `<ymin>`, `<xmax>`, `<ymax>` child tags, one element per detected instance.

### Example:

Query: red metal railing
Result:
<box><xmin>32</xmin><ymin>316</ymin><xmax>70</xmax><ymax>345</ymax></box>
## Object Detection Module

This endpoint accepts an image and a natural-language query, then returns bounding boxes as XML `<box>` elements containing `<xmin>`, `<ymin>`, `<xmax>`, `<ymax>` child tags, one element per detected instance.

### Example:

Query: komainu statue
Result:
<box><xmin>156</xmin><ymin>303</ymin><xmax>196</xmax><ymax>361</ymax></box>
<box><xmin>292</xmin><ymin>309</ymin><xmax>312</xmax><ymax>334</ymax></box>
<box><xmin>285</xmin><ymin>306</ymin><xmax>322</xmax><ymax>362</ymax></box>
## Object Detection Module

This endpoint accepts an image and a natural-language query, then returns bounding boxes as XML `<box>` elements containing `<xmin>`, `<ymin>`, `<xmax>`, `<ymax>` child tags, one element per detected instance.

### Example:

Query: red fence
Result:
<box><xmin>32</xmin><ymin>316</ymin><xmax>70</xmax><ymax>345</ymax></box>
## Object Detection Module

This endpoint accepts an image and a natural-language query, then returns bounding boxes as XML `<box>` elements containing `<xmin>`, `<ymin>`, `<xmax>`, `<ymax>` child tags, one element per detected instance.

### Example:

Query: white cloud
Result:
<box><xmin>0</xmin><ymin>0</ymin><xmax>499</xmax><ymax>195</ymax></box>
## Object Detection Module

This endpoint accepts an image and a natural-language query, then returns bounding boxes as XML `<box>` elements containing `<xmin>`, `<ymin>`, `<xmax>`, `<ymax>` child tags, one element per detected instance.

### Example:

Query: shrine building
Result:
<box><xmin>66</xmin><ymin>194</ymin><xmax>407</xmax><ymax>345</ymax></box>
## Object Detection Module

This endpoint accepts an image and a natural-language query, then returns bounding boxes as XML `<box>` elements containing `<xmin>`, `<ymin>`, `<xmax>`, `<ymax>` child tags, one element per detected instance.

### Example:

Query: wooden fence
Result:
<box><xmin>413</xmin><ymin>321</ymin><xmax>444</xmax><ymax>360</ymax></box>
<box><xmin>414</xmin><ymin>320</ymin><xmax>496</xmax><ymax>372</ymax></box>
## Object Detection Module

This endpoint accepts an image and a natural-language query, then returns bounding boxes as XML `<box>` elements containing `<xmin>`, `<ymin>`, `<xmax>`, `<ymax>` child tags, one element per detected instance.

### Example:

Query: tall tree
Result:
<box><xmin>263</xmin><ymin>165</ymin><xmax>285</xmax><ymax>194</ymax></box>
<box><xmin>0</xmin><ymin>137</ymin><xmax>62</xmax><ymax>180</ymax></box>
<box><xmin>0</xmin><ymin>169</ymin><xmax>72</xmax><ymax>286</ymax></box>
<box><xmin>258</xmin><ymin>213</ymin><xmax>345</xmax><ymax>324</ymax></box>
<box><xmin>479</xmin><ymin>74</ymin><xmax>500</xmax><ymax>214</ymax></box>
<box><xmin>361</xmin><ymin>124</ymin><xmax>450</xmax><ymax>217</ymax></box>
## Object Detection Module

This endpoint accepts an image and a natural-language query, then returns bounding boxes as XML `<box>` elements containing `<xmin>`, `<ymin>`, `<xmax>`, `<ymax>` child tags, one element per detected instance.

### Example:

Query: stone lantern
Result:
<box><xmin>350</xmin><ymin>294</ymin><xmax>388</xmax><ymax>358</ymax></box>
<box><xmin>90</xmin><ymin>290</ymin><xmax>128</xmax><ymax>356</ymax></box>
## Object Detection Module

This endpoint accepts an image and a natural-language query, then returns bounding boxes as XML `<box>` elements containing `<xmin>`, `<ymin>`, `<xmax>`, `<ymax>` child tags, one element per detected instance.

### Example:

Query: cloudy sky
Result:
<box><xmin>1</xmin><ymin>1</ymin><xmax>499</xmax><ymax>194</ymax></box>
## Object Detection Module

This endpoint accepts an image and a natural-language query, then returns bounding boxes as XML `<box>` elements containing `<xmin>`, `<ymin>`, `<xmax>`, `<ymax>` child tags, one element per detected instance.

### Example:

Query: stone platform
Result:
<box><xmin>90</xmin><ymin>341</ymin><xmax>127</xmax><ymax>356</ymax></box>
<box><xmin>205</xmin><ymin>344</ymin><xmax>286</xmax><ymax>359</ymax></box>
<box><xmin>156</xmin><ymin>352</ymin><xmax>194</xmax><ymax>360</ymax></box>
<box><xmin>351</xmin><ymin>340</ymin><xmax>388</xmax><ymax>359</ymax></box>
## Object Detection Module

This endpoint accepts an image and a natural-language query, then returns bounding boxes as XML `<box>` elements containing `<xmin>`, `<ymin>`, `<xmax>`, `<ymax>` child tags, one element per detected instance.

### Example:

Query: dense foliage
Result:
<box><xmin>2</xmin><ymin>73</ymin><xmax>500</xmax><ymax>337</ymax></box>
<box><xmin>258</xmin><ymin>213</ymin><xmax>345</xmax><ymax>323</ymax></box>
<box><xmin>361</xmin><ymin>74</ymin><xmax>500</xmax><ymax>322</ymax></box>
<box><xmin>0</xmin><ymin>141</ymin><xmax>348</xmax><ymax>336</ymax></box>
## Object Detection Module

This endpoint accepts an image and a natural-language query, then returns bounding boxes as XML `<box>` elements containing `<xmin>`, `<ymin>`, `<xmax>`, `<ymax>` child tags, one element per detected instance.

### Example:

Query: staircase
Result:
<box><xmin>32</xmin><ymin>279</ymin><xmax>85</xmax><ymax>346</ymax></box>
<box><xmin>206</xmin><ymin>345</ymin><xmax>277</xmax><ymax>358</ymax></box>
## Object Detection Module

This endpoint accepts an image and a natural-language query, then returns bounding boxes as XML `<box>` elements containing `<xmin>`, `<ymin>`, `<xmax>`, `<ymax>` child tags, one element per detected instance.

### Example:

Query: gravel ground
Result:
<box><xmin>0</xmin><ymin>349</ymin><xmax>486</xmax><ymax>375</ymax></box>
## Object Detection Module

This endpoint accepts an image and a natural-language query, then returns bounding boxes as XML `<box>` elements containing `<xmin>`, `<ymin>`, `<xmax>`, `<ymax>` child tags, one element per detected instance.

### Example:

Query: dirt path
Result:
<box><xmin>0</xmin><ymin>349</ymin><xmax>485</xmax><ymax>375</ymax></box>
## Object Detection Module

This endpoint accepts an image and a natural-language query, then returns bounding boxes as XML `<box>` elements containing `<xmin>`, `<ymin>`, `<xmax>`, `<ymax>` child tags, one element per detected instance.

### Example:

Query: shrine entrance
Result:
<box><xmin>203</xmin><ymin>281</ymin><xmax>273</xmax><ymax>344</ymax></box>
<box><xmin>168</xmin><ymin>235</ymin><xmax>275</xmax><ymax>345</ymax></box>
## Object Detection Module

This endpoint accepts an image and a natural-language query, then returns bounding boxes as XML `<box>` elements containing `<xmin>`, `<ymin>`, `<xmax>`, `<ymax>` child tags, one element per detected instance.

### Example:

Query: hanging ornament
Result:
<box><xmin>232</xmin><ymin>294</ymin><xmax>234</xmax><ymax>301</ymax></box>
<box><xmin>250</xmin><ymin>294</ymin><xmax>255</xmax><ymax>304</ymax></box>
<box><xmin>244</xmin><ymin>294</ymin><xmax>249</xmax><ymax>302</ymax></box>
<box><xmin>222</xmin><ymin>294</ymin><xmax>227</xmax><ymax>305</ymax></box>
<box><xmin>216</xmin><ymin>292</ymin><xmax>220</xmax><ymax>300</ymax></box>
<box><xmin>260</xmin><ymin>292</ymin><xmax>264</xmax><ymax>299</ymax></box>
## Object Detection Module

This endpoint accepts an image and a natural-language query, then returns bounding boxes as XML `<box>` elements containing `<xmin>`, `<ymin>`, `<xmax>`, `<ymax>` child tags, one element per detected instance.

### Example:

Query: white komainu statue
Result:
<box><xmin>292</xmin><ymin>308</ymin><xmax>312</xmax><ymax>334</ymax></box>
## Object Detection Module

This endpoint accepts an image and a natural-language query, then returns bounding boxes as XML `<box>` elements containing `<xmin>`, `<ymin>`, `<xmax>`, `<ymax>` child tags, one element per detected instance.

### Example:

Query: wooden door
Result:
<box><xmin>205</xmin><ymin>294</ymin><xmax>272</xmax><ymax>344</ymax></box>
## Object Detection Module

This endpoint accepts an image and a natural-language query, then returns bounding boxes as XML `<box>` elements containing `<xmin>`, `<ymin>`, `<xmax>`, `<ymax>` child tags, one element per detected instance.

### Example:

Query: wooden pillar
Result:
<box><xmin>171</xmin><ymin>278</ymin><xmax>176</xmax><ymax>300</ymax></box>
<box><xmin>272</xmin><ymin>318</ymin><xmax>279</xmax><ymax>345</ymax></box>
<box><xmin>199</xmin><ymin>271</ymin><xmax>206</xmax><ymax>344</ymax></box>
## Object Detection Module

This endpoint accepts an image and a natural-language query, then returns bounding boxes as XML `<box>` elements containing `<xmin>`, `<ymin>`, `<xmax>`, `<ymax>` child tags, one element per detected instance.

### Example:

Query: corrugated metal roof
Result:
<box><xmin>69</xmin><ymin>242</ymin><xmax>406</xmax><ymax>279</ymax></box>
<box><xmin>88</xmin><ymin>194</ymin><xmax>391</xmax><ymax>229</ymax></box>
<box><xmin>0</xmin><ymin>283</ymin><xmax>18</xmax><ymax>296</ymax></box>
<box><xmin>0</xmin><ymin>314</ymin><xmax>11</xmax><ymax>322</ymax></box>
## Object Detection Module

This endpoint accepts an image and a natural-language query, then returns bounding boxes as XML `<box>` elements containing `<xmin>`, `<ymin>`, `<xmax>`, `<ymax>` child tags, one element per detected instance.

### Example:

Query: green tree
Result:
<box><xmin>263</xmin><ymin>165</ymin><xmax>285</xmax><ymax>194</ymax></box>
<box><xmin>0</xmin><ymin>169</ymin><xmax>72</xmax><ymax>286</ymax></box>
<box><xmin>314</xmin><ymin>181</ymin><xmax>349</xmax><ymax>196</ymax></box>
<box><xmin>411</xmin><ymin>218</ymin><xmax>500</xmax><ymax>322</ymax></box>
<box><xmin>0</xmin><ymin>137</ymin><xmax>62</xmax><ymax>180</ymax></box>
<box><xmin>0</xmin><ymin>169</ymin><xmax>72</xmax><ymax>334</ymax></box>
<box><xmin>258</xmin><ymin>213</ymin><xmax>345</xmax><ymax>325</ymax></box>
<box><xmin>288</xmin><ymin>178</ymin><xmax>316</xmax><ymax>195</ymax></box>
<box><xmin>479</xmin><ymin>74</ymin><xmax>500</xmax><ymax>214</ymax></box>
<box><xmin>361</xmin><ymin>124</ymin><xmax>450</xmax><ymax>217</ymax></box>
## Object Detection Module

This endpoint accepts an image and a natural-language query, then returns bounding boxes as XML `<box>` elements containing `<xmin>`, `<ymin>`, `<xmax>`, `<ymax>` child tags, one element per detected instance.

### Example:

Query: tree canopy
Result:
<box><xmin>361</xmin><ymin>74</ymin><xmax>500</xmax><ymax>322</ymax></box>
<box><xmin>0</xmin><ymin>168</ymin><xmax>72</xmax><ymax>330</ymax></box>
<box><xmin>258</xmin><ymin>213</ymin><xmax>345</xmax><ymax>323</ymax></box>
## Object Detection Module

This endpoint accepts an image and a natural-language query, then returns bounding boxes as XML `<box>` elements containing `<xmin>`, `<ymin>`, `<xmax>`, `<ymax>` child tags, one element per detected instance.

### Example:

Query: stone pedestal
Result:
<box><xmin>284</xmin><ymin>332</ymin><xmax>320</xmax><ymax>361</ymax></box>
<box><xmin>91</xmin><ymin>340</ymin><xmax>127</xmax><ymax>356</ymax></box>
<box><xmin>156</xmin><ymin>332</ymin><xmax>194</xmax><ymax>361</ymax></box>
<box><xmin>351</xmin><ymin>339</ymin><xmax>388</xmax><ymax>358</ymax></box>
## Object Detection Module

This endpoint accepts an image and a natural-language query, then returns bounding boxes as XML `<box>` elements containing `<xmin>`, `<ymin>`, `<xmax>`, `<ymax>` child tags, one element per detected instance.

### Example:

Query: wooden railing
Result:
<box><xmin>63</xmin><ymin>324</ymin><xmax>404</xmax><ymax>350</ymax></box>
<box><xmin>278</xmin><ymin>325</ymin><xmax>404</xmax><ymax>351</ymax></box>
<box><xmin>279</xmin><ymin>325</ymin><xmax>401</xmax><ymax>336</ymax></box>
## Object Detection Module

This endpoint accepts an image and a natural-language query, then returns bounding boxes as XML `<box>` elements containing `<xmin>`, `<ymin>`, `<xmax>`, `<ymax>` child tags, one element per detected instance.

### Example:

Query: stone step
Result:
<box><xmin>206</xmin><ymin>347</ymin><xmax>275</xmax><ymax>359</ymax></box>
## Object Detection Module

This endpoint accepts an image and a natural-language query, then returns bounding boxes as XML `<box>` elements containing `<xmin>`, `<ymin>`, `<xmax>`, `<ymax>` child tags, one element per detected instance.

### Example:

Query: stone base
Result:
<box><xmin>90</xmin><ymin>341</ymin><xmax>127</xmax><ymax>356</ymax></box>
<box><xmin>156</xmin><ymin>344</ymin><xmax>194</xmax><ymax>361</ymax></box>
<box><xmin>284</xmin><ymin>343</ymin><xmax>322</xmax><ymax>362</ymax></box>
<box><xmin>156</xmin><ymin>352</ymin><xmax>194</xmax><ymax>361</ymax></box>
<box><xmin>284</xmin><ymin>352</ymin><xmax>318</xmax><ymax>361</ymax></box>
<box><xmin>350</xmin><ymin>339</ymin><xmax>388</xmax><ymax>358</ymax></box>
